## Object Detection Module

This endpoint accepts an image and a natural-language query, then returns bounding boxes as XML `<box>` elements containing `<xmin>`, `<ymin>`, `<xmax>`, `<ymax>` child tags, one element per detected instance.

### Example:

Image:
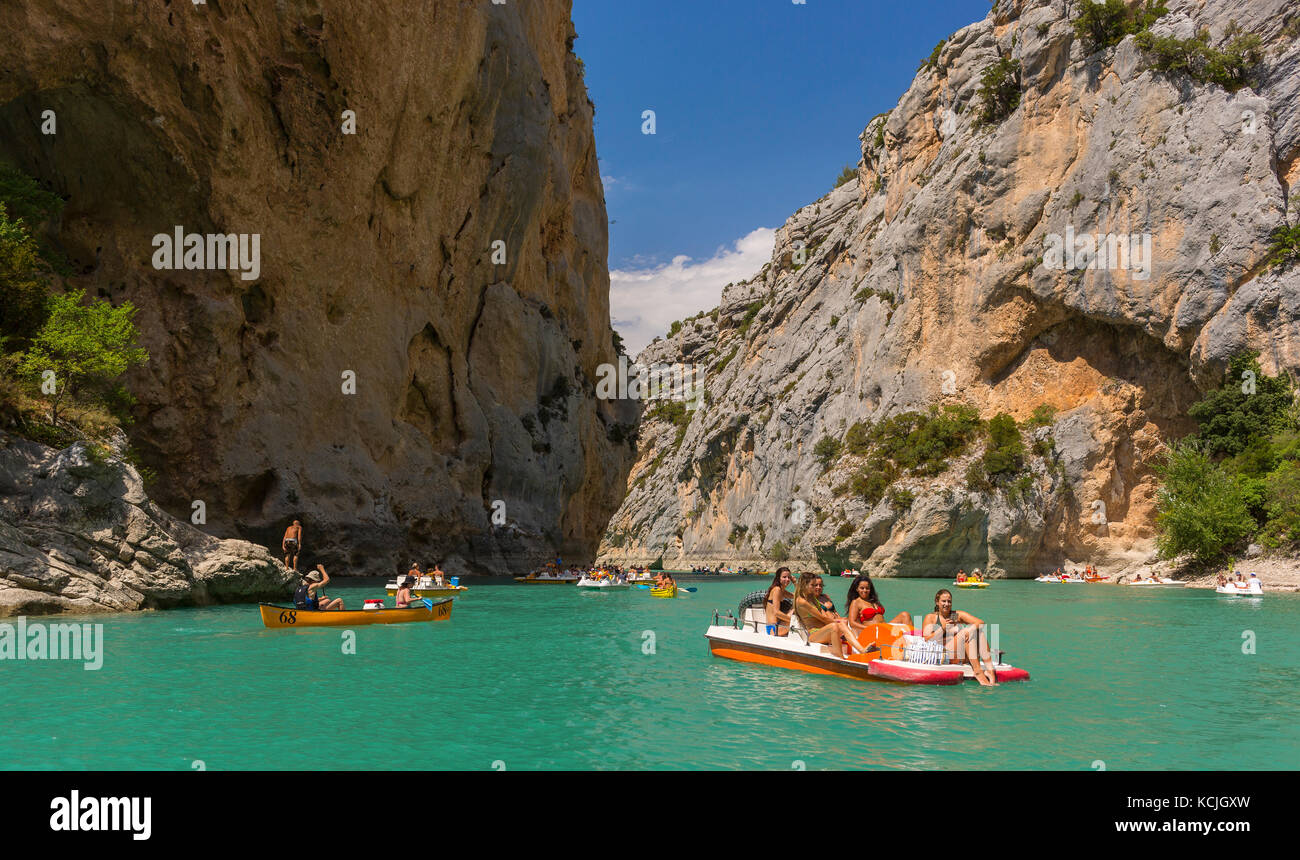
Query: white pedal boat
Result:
<box><xmin>1124</xmin><ymin>577</ymin><xmax>1185</xmax><ymax>587</ymax></box>
<box><xmin>704</xmin><ymin>598</ymin><xmax>1028</xmax><ymax>686</ymax></box>
<box><xmin>576</xmin><ymin>576</ymin><xmax>629</xmax><ymax>589</ymax></box>
<box><xmin>384</xmin><ymin>575</ymin><xmax>468</xmax><ymax>599</ymax></box>
<box><xmin>1216</xmin><ymin>579</ymin><xmax>1264</xmax><ymax>596</ymax></box>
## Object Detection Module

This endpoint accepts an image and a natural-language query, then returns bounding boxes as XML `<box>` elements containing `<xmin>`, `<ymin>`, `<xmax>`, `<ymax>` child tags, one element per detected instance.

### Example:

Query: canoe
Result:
<box><xmin>650</xmin><ymin>586</ymin><xmax>678</xmax><ymax>599</ymax></box>
<box><xmin>259</xmin><ymin>600</ymin><xmax>452</xmax><ymax>629</ymax></box>
<box><xmin>954</xmin><ymin>581</ymin><xmax>988</xmax><ymax>588</ymax></box>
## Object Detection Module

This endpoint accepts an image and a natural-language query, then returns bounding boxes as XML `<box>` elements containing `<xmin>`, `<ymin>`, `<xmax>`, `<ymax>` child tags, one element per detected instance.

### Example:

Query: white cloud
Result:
<box><xmin>611</xmin><ymin>227</ymin><xmax>775</xmax><ymax>356</ymax></box>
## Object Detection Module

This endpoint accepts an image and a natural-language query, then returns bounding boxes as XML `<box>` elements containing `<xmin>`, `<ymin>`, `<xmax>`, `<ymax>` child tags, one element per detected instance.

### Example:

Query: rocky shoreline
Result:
<box><xmin>0</xmin><ymin>433</ymin><xmax>294</xmax><ymax>617</ymax></box>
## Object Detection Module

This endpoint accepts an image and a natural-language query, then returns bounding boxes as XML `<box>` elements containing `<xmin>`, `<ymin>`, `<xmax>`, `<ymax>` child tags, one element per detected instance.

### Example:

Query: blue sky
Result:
<box><xmin>571</xmin><ymin>0</ymin><xmax>992</xmax><ymax>353</ymax></box>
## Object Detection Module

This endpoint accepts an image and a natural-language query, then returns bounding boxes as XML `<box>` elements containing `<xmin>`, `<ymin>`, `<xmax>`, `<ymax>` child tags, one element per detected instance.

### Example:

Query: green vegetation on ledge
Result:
<box><xmin>1154</xmin><ymin>353</ymin><xmax>1300</xmax><ymax>562</ymax></box>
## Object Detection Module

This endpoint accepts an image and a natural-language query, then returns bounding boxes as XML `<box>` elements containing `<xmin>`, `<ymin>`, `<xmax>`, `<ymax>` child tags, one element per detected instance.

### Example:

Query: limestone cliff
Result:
<box><xmin>0</xmin><ymin>0</ymin><xmax>636</xmax><ymax>575</ymax></box>
<box><xmin>601</xmin><ymin>0</ymin><xmax>1300</xmax><ymax>577</ymax></box>
<box><xmin>0</xmin><ymin>432</ymin><xmax>293</xmax><ymax>616</ymax></box>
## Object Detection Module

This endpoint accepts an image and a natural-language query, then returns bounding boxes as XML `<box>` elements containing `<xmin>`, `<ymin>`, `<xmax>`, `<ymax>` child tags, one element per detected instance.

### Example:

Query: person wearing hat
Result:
<box><xmin>293</xmin><ymin>565</ymin><xmax>344</xmax><ymax>611</ymax></box>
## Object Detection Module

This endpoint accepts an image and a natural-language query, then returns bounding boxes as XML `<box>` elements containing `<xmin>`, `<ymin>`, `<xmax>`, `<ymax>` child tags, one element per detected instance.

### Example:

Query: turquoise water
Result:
<box><xmin>2</xmin><ymin>578</ymin><xmax>1297</xmax><ymax>770</ymax></box>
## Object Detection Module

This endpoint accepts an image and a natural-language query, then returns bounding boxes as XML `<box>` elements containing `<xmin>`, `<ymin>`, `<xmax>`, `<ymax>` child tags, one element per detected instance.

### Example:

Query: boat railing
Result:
<box><xmin>711</xmin><ymin>610</ymin><xmax>739</xmax><ymax>630</ymax></box>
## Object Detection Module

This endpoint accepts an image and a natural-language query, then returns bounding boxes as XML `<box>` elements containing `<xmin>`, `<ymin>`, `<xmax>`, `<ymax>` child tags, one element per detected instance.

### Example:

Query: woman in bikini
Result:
<box><xmin>922</xmin><ymin>589</ymin><xmax>996</xmax><ymax>686</ymax></box>
<box><xmin>844</xmin><ymin>574</ymin><xmax>911</xmax><ymax>638</ymax></box>
<box><xmin>764</xmin><ymin>567</ymin><xmax>794</xmax><ymax>636</ymax></box>
<box><xmin>792</xmin><ymin>573</ymin><xmax>865</xmax><ymax>659</ymax></box>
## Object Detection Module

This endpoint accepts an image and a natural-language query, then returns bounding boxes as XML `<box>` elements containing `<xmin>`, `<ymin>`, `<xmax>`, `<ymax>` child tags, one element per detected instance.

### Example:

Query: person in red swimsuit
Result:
<box><xmin>844</xmin><ymin>574</ymin><xmax>911</xmax><ymax>638</ymax></box>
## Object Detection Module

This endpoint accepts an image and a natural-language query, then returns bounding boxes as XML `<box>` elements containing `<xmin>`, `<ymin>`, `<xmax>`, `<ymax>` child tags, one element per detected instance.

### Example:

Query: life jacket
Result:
<box><xmin>293</xmin><ymin>583</ymin><xmax>317</xmax><ymax>610</ymax></box>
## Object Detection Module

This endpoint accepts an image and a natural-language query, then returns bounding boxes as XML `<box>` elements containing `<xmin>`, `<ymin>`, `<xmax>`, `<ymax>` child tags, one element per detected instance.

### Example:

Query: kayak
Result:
<box><xmin>259</xmin><ymin>600</ymin><xmax>452</xmax><ymax>629</ymax></box>
<box><xmin>650</xmin><ymin>585</ymin><xmax>678</xmax><ymax>599</ymax></box>
<box><xmin>705</xmin><ymin>602</ymin><xmax>1028</xmax><ymax>685</ymax></box>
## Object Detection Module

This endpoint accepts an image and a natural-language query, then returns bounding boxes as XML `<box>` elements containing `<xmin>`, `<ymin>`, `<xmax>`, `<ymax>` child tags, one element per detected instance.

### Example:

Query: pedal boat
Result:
<box><xmin>513</xmin><ymin>572</ymin><xmax>580</xmax><ymax>584</ymax></box>
<box><xmin>1124</xmin><ymin>577</ymin><xmax>1185</xmax><ymax>587</ymax></box>
<box><xmin>1216</xmin><ymin>579</ymin><xmax>1264</xmax><ymax>596</ymax></box>
<box><xmin>705</xmin><ymin>604</ymin><xmax>1028</xmax><ymax>685</ymax></box>
<box><xmin>577</xmin><ymin>576</ymin><xmax>630</xmax><ymax>589</ymax></box>
<box><xmin>259</xmin><ymin>599</ymin><xmax>452</xmax><ymax>629</ymax></box>
<box><xmin>385</xmin><ymin>575</ymin><xmax>468</xmax><ymax>599</ymax></box>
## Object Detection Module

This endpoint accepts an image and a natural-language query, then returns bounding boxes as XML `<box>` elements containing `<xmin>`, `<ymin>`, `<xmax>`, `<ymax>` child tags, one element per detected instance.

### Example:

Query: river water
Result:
<box><xmin>3</xmin><ymin>577</ymin><xmax>1296</xmax><ymax>770</ymax></box>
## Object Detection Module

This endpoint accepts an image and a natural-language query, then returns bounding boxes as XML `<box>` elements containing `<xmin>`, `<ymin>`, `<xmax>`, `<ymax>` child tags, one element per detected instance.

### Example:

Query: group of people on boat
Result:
<box><xmin>1216</xmin><ymin>571</ymin><xmax>1260</xmax><ymax>588</ymax></box>
<box><xmin>761</xmin><ymin>567</ymin><xmax>1002</xmax><ymax>685</ymax></box>
<box><xmin>954</xmin><ymin>569</ymin><xmax>984</xmax><ymax>583</ymax></box>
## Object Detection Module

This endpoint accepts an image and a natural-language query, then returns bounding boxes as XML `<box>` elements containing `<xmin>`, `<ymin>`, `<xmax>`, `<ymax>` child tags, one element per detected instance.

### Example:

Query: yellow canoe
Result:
<box><xmin>259</xmin><ymin>600</ymin><xmax>452</xmax><ymax>629</ymax></box>
<box><xmin>954</xmin><ymin>581</ymin><xmax>988</xmax><ymax>588</ymax></box>
<box><xmin>650</xmin><ymin>586</ymin><xmax>678</xmax><ymax>599</ymax></box>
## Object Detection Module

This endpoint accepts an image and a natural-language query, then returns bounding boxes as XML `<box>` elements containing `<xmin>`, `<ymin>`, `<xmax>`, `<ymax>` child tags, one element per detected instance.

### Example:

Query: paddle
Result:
<box><xmin>422</xmin><ymin>598</ymin><xmax>433</xmax><ymax>611</ymax></box>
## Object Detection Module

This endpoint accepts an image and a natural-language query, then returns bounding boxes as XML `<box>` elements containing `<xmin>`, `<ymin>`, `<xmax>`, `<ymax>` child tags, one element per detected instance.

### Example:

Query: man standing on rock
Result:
<box><xmin>282</xmin><ymin>519</ymin><xmax>303</xmax><ymax>571</ymax></box>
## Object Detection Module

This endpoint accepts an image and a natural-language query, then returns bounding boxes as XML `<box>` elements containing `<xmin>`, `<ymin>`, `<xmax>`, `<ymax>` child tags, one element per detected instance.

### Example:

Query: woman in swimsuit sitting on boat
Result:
<box><xmin>844</xmin><ymin>575</ymin><xmax>910</xmax><ymax>638</ymax></box>
<box><xmin>792</xmin><ymin>573</ymin><xmax>866</xmax><ymax>659</ymax></box>
<box><xmin>922</xmin><ymin>589</ymin><xmax>996</xmax><ymax>686</ymax></box>
<box><xmin>764</xmin><ymin>567</ymin><xmax>794</xmax><ymax>636</ymax></box>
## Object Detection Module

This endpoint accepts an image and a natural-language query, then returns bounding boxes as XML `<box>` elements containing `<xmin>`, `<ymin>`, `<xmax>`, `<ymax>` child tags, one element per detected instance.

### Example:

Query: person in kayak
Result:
<box><xmin>922</xmin><ymin>589</ymin><xmax>995</xmax><ymax>685</ymax></box>
<box><xmin>845</xmin><ymin>575</ymin><xmax>911</xmax><ymax>637</ymax></box>
<box><xmin>764</xmin><ymin>567</ymin><xmax>794</xmax><ymax>636</ymax></box>
<box><xmin>282</xmin><ymin>519</ymin><xmax>303</xmax><ymax>571</ymax></box>
<box><xmin>792</xmin><ymin>573</ymin><xmax>865</xmax><ymax>659</ymax></box>
<box><xmin>293</xmin><ymin>566</ymin><xmax>344</xmax><ymax>611</ymax></box>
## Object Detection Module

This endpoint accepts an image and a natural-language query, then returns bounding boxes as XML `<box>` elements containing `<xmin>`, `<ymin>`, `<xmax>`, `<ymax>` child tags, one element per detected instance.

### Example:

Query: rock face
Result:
<box><xmin>0</xmin><ymin>1</ymin><xmax>635</xmax><ymax>575</ymax></box>
<box><xmin>0</xmin><ymin>433</ymin><xmax>293</xmax><ymax>616</ymax></box>
<box><xmin>601</xmin><ymin>0</ymin><xmax>1300</xmax><ymax>577</ymax></box>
